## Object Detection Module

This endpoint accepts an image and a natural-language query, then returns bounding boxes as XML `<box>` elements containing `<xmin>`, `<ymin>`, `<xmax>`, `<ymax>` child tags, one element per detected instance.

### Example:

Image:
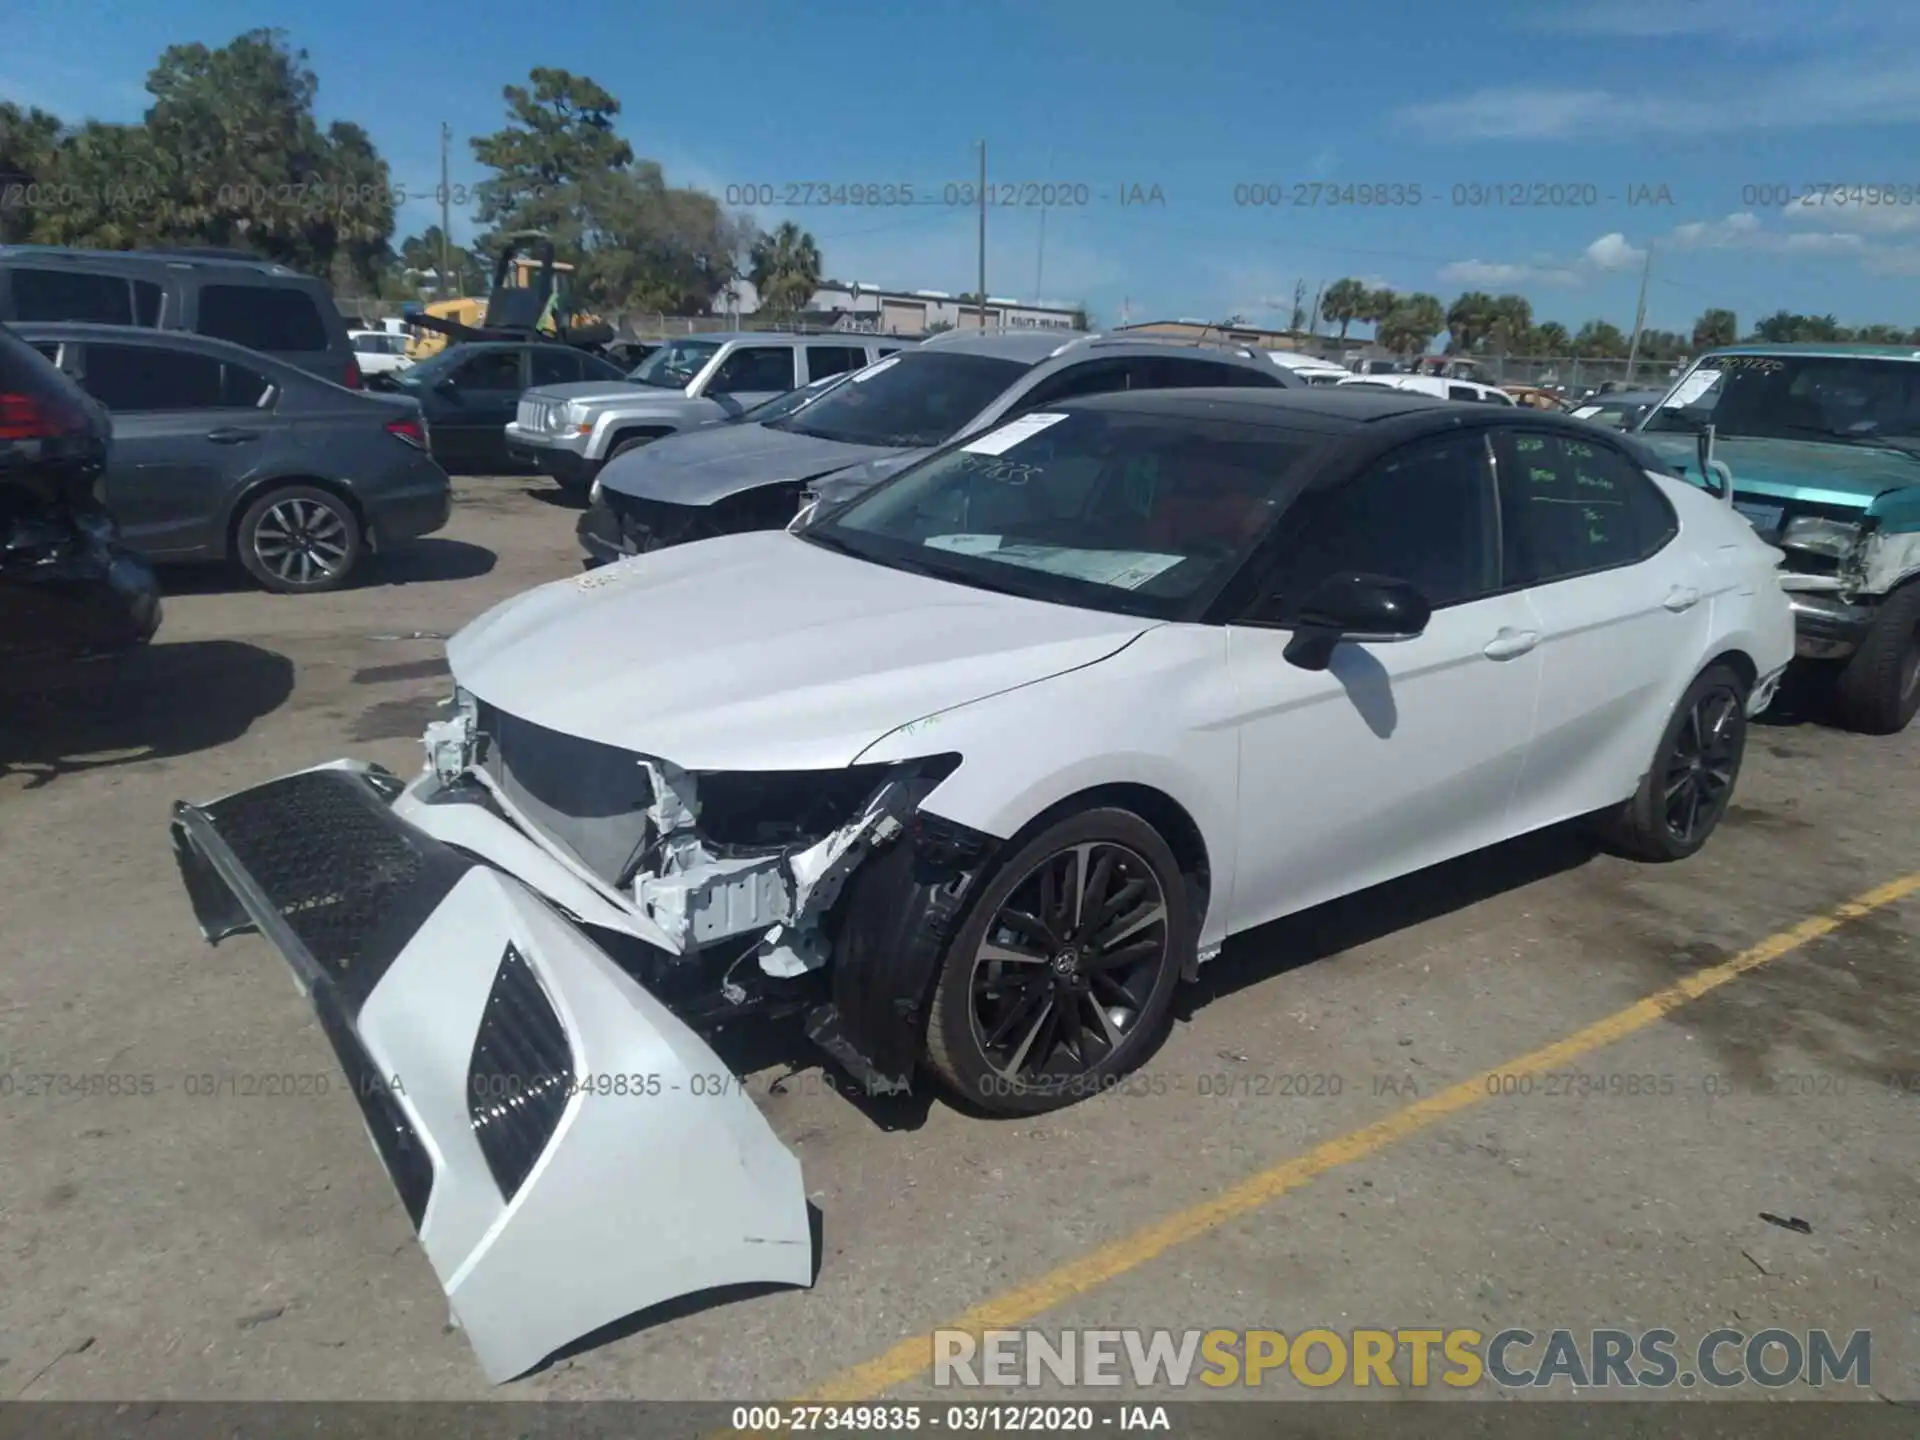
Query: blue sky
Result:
<box><xmin>7</xmin><ymin>0</ymin><xmax>1920</xmax><ymax>340</ymax></box>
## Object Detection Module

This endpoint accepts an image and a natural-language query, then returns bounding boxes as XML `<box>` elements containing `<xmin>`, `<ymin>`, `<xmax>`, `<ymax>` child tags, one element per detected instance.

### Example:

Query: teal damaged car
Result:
<box><xmin>1634</xmin><ymin>344</ymin><xmax>1920</xmax><ymax>733</ymax></box>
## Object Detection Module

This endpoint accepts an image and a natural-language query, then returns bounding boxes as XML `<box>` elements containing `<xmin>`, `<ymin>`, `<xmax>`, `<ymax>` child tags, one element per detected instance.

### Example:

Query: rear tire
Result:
<box><xmin>235</xmin><ymin>484</ymin><xmax>363</xmax><ymax>594</ymax></box>
<box><xmin>924</xmin><ymin>807</ymin><xmax>1190</xmax><ymax>1115</ymax></box>
<box><xmin>1594</xmin><ymin>663</ymin><xmax>1749</xmax><ymax>862</ymax></box>
<box><xmin>1833</xmin><ymin>582</ymin><xmax>1920</xmax><ymax>735</ymax></box>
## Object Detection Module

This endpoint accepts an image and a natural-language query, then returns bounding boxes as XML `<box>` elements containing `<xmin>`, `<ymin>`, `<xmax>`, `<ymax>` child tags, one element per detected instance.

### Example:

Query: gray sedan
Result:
<box><xmin>15</xmin><ymin>323</ymin><xmax>451</xmax><ymax>593</ymax></box>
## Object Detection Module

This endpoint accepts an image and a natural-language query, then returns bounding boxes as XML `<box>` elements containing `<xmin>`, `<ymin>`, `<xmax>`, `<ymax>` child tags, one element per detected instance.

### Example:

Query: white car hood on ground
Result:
<box><xmin>448</xmin><ymin>530</ymin><xmax>1156</xmax><ymax>770</ymax></box>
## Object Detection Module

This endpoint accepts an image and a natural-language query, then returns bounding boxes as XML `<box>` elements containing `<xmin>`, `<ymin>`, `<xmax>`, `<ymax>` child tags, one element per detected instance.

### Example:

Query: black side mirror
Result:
<box><xmin>434</xmin><ymin>376</ymin><xmax>460</xmax><ymax>397</ymax></box>
<box><xmin>1279</xmin><ymin>572</ymin><xmax>1432</xmax><ymax>671</ymax></box>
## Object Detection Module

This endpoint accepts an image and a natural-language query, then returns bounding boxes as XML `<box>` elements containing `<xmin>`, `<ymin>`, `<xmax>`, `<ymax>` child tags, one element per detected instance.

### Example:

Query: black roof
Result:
<box><xmin>1061</xmin><ymin>384</ymin><xmax>1448</xmax><ymax>428</ymax></box>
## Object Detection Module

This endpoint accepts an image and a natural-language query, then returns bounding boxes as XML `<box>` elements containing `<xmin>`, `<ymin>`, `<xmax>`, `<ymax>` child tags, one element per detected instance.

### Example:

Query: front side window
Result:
<box><xmin>811</xmin><ymin>409</ymin><xmax>1314</xmax><ymax>618</ymax></box>
<box><xmin>195</xmin><ymin>285</ymin><xmax>329</xmax><ymax>352</ymax></box>
<box><xmin>10</xmin><ymin>268</ymin><xmax>134</xmax><ymax>325</ymax></box>
<box><xmin>1497</xmin><ymin>430</ymin><xmax>1675</xmax><ymax>584</ymax></box>
<box><xmin>706</xmin><ymin>345</ymin><xmax>796</xmax><ymax>394</ymax></box>
<box><xmin>1643</xmin><ymin>352</ymin><xmax>1920</xmax><ymax>452</ymax></box>
<box><xmin>453</xmin><ymin>350</ymin><xmax>523</xmax><ymax>390</ymax></box>
<box><xmin>528</xmin><ymin>348</ymin><xmax>580</xmax><ymax>387</ymax></box>
<box><xmin>774</xmin><ymin>351</ymin><xmax>1031</xmax><ymax>449</ymax></box>
<box><xmin>1256</xmin><ymin>431</ymin><xmax>1499</xmax><ymax>613</ymax></box>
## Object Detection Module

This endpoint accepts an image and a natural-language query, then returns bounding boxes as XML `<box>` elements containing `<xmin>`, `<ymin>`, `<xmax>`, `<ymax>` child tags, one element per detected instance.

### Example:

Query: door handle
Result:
<box><xmin>205</xmin><ymin>428</ymin><xmax>261</xmax><ymax>444</ymax></box>
<box><xmin>1483</xmin><ymin>628</ymin><xmax>1540</xmax><ymax>661</ymax></box>
<box><xmin>1663</xmin><ymin>585</ymin><xmax>1702</xmax><ymax>612</ymax></box>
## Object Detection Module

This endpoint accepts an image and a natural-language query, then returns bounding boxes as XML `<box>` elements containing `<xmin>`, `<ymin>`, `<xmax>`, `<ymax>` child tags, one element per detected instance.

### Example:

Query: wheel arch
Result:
<box><xmin>1702</xmin><ymin>646</ymin><xmax>1757</xmax><ymax>691</ymax></box>
<box><xmin>224</xmin><ymin>473</ymin><xmax>368</xmax><ymax>561</ymax></box>
<box><xmin>603</xmin><ymin>422</ymin><xmax>678</xmax><ymax>457</ymax></box>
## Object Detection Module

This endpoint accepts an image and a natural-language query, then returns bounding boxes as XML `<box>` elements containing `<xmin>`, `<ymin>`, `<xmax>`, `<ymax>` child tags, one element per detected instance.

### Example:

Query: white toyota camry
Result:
<box><xmin>170</xmin><ymin>385</ymin><xmax>1793</xmax><ymax>1380</ymax></box>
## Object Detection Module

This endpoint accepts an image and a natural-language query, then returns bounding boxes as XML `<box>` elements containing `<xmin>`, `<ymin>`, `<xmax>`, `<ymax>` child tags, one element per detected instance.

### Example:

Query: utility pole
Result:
<box><xmin>439</xmin><ymin>122</ymin><xmax>452</xmax><ymax>298</ymax></box>
<box><xmin>1308</xmin><ymin>280</ymin><xmax>1324</xmax><ymax>339</ymax></box>
<box><xmin>1625</xmin><ymin>243</ymin><xmax>1653</xmax><ymax>383</ymax></box>
<box><xmin>976</xmin><ymin>140</ymin><xmax>988</xmax><ymax>330</ymax></box>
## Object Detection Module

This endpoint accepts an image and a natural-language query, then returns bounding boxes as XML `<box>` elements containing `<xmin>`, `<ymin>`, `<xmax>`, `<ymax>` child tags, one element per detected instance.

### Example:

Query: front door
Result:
<box><xmin>432</xmin><ymin>349</ymin><xmax>526</xmax><ymax>471</ymax></box>
<box><xmin>1225</xmin><ymin>429</ymin><xmax>1544</xmax><ymax>932</ymax></box>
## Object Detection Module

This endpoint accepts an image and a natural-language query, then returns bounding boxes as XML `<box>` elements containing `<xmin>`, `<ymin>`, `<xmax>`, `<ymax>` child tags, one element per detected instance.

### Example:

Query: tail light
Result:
<box><xmin>385</xmin><ymin>416</ymin><xmax>428</xmax><ymax>449</ymax></box>
<box><xmin>0</xmin><ymin>392</ymin><xmax>87</xmax><ymax>441</ymax></box>
<box><xmin>344</xmin><ymin>356</ymin><xmax>363</xmax><ymax>389</ymax></box>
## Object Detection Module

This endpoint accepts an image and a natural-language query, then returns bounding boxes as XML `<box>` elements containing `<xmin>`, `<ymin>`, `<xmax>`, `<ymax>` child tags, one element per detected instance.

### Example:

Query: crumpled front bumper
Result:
<box><xmin>168</xmin><ymin>761</ymin><xmax>812</xmax><ymax>1383</ymax></box>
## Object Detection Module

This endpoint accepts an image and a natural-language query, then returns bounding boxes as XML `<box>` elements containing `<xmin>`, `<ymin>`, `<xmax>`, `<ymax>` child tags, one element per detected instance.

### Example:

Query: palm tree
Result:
<box><xmin>1573</xmin><ymin>319</ymin><xmax>1628</xmax><ymax>358</ymax></box>
<box><xmin>1691</xmin><ymin>309</ymin><xmax>1737</xmax><ymax>350</ymax></box>
<box><xmin>1380</xmin><ymin>294</ymin><xmax>1445</xmax><ymax>356</ymax></box>
<box><xmin>1533</xmin><ymin>320</ymin><xmax>1571</xmax><ymax>355</ymax></box>
<box><xmin>1751</xmin><ymin>310</ymin><xmax>1801</xmax><ymax>344</ymax></box>
<box><xmin>1321</xmin><ymin>278</ymin><xmax>1368</xmax><ymax>339</ymax></box>
<box><xmin>748</xmin><ymin>221</ymin><xmax>823</xmax><ymax>321</ymax></box>
<box><xmin>1445</xmin><ymin>291</ymin><xmax>1497</xmax><ymax>354</ymax></box>
<box><xmin>1359</xmin><ymin>287</ymin><xmax>1398</xmax><ymax>340</ymax></box>
<box><xmin>1489</xmin><ymin>294</ymin><xmax>1533</xmax><ymax>355</ymax></box>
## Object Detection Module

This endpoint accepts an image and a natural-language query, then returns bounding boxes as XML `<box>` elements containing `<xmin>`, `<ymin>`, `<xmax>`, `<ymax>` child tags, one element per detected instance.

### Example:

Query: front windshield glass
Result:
<box><xmin>807</xmin><ymin>408</ymin><xmax>1314</xmax><ymax>619</ymax></box>
<box><xmin>630</xmin><ymin>338</ymin><xmax>720</xmax><ymax>389</ymax></box>
<box><xmin>772</xmin><ymin>351</ymin><xmax>1028</xmax><ymax>448</ymax></box>
<box><xmin>1643</xmin><ymin>353</ymin><xmax>1920</xmax><ymax>451</ymax></box>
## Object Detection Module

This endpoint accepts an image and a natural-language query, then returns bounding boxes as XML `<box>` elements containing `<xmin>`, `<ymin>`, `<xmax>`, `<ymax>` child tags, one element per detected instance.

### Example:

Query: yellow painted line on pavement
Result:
<box><xmin>797</xmin><ymin>870</ymin><xmax>1920</xmax><ymax>1402</ymax></box>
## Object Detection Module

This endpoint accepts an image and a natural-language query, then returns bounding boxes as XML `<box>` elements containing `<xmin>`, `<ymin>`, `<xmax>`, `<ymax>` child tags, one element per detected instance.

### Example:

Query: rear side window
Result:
<box><xmin>9</xmin><ymin>267</ymin><xmax>135</xmax><ymax>325</ymax></box>
<box><xmin>78</xmin><ymin>342</ymin><xmax>268</xmax><ymax>411</ymax></box>
<box><xmin>1498</xmin><ymin>431</ymin><xmax>1676</xmax><ymax>584</ymax></box>
<box><xmin>195</xmin><ymin>285</ymin><xmax>330</xmax><ymax>352</ymax></box>
<box><xmin>1019</xmin><ymin>359</ymin><xmax>1132</xmax><ymax>407</ymax></box>
<box><xmin>707</xmin><ymin>345</ymin><xmax>797</xmax><ymax>394</ymax></box>
<box><xmin>805</xmin><ymin>345</ymin><xmax>869</xmax><ymax>381</ymax></box>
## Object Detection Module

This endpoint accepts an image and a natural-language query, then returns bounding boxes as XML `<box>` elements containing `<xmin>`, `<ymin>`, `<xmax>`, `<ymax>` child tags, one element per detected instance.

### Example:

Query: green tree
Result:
<box><xmin>1750</xmin><ymin>310</ymin><xmax>1803</xmax><ymax>343</ymax></box>
<box><xmin>1489</xmin><ymin>294</ymin><xmax>1533</xmax><ymax>354</ymax></box>
<box><xmin>748</xmin><ymin>220</ymin><xmax>824</xmax><ymax>320</ymax></box>
<box><xmin>1360</xmin><ymin>287</ymin><xmax>1398</xmax><ymax>337</ymax></box>
<box><xmin>579</xmin><ymin>170</ymin><xmax>748</xmax><ymax>313</ymax></box>
<box><xmin>1444</xmin><ymin>291</ymin><xmax>1497</xmax><ymax>353</ymax></box>
<box><xmin>469</xmin><ymin>67</ymin><xmax>634</xmax><ymax>244</ymax></box>
<box><xmin>1531</xmin><ymin>320</ymin><xmax>1571</xmax><ymax>354</ymax></box>
<box><xmin>1573</xmin><ymin>319</ymin><xmax>1629</xmax><ymax>357</ymax></box>
<box><xmin>1379</xmin><ymin>293</ymin><xmax>1444</xmax><ymax>355</ymax></box>
<box><xmin>1853</xmin><ymin>323</ymin><xmax>1909</xmax><ymax>344</ymax></box>
<box><xmin>1692</xmin><ymin>308</ymin><xmax>1738</xmax><ymax>349</ymax></box>
<box><xmin>0</xmin><ymin>102</ymin><xmax>64</xmax><ymax>243</ymax></box>
<box><xmin>1320</xmin><ymin>277</ymin><xmax>1368</xmax><ymax>340</ymax></box>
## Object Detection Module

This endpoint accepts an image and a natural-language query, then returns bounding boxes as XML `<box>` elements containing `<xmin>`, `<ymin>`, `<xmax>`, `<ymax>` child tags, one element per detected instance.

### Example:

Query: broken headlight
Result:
<box><xmin>693</xmin><ymin>754</ymin><xmax>961</xmax><ymax>852</ymax></box>
<box><xmin>1779</xmin><ymin>515</ymin><xmax>1861</xmax><ymax>560</ymax></box>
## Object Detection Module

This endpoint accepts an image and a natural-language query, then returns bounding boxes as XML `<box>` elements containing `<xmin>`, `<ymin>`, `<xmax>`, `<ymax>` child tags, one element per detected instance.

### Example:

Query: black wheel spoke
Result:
<box><xmin>969</xmin><ymin>838</ymin><xmax>1172</xmax><ymax>1086</ymax></box>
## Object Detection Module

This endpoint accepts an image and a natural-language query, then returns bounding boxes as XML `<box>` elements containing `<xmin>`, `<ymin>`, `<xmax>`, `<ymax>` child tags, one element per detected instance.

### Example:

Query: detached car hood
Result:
<box><xmin>1639</xmin><ymin>433</ymin><xmax>1920</xmax><ymax>508</ymax></box>
<box><xmin>448</xmin><ymin>529</ymin><xmax>1152</xmax><ymax>770</ymax></box>
<box><xmin>598</xmin><ymin>421</ymin><xmax>912</xmax><ymax>507</ymax></box>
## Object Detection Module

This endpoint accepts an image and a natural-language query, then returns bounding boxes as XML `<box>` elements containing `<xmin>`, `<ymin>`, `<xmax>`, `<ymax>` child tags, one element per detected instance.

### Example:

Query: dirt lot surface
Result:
<box><xmin>1</xmin><ymin>477</ymin><xmax>1914</xmax><ymax>1405</ymax></box>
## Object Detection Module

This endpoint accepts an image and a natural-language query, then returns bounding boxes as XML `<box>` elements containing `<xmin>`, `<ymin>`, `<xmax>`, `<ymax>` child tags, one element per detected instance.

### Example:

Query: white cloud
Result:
<box><xmin>1666</xmin><ymin>210</ymin><xmax>1867</xmax><ymax>253</ymax></box>
<box><xmin>1584</xmin><ymin>233</ymin><xmax>1645</xmax><ymax>270</ymax></box>
<box><xmin>1398</xmin><ymin>61</ymin><xmax>1920</xmax><ymax>139</ymax></box>
<box><xmin>1778</xmin><ymin>195</ymin><xmax>1920</xmax><ymax>235</ymax></box>
<box><xmin>1437</xmin><ymin>259</ymin><xmax>1581</xmax><ymax>286</ymax></box>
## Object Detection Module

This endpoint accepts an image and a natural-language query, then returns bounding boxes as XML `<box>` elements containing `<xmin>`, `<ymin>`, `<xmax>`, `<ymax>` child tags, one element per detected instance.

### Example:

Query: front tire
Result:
<box><xmin>924</xmin><ymin>807</ymin><xmax>1190</xmax><ymax>1115</ymax></box>
<box><xmin>1595</xmin><ymin>663</ymin><xmax>1749</xmax><ymax>862</ymax></box>
<box><xmin>235</xmin><ymin>485</ymin><xmax>363</xmax><ymax>594</ymax></box>
<box><xmin>1834</xmin><ymin>582</ymin><xmax>1920</xmax><ymax>735</ymax></box>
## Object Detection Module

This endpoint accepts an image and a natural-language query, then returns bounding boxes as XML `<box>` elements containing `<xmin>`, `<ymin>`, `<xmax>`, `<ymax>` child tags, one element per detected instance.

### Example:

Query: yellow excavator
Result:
<box><xmin>401</xmin><ymin>230</ymin><xmax>612</xmax><ymax>360</ymax></box>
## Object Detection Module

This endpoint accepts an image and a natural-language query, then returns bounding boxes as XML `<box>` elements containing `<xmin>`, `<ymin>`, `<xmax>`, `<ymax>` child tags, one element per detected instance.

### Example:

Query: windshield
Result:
<box><xmin>732</xmin><ymin>372</ymin><xmax>849</xmax><ymax>425</ymax></box>
<box><xmin>390</xmin><ymin>348</ymin><xmax>462</xmax><ymax>386</ymax></box>
<box><xmin>806</xmin><ymin>408</ymin><xmax>1314</xmax><ymax>619</ymax></box>
<box><xmin>630</xmin><ymin>338</ymin><xmax>720</xmax><ymax>389</ymax></box>
<box><xmin>772</xmin><ymin>351</ymin><xmax>1029</xmax><ymax>449</ymax></box>
<box><xmin>1643</xmin><ymin>353</ymin><xmax>1920</xmax><ymax>451</ymax></box>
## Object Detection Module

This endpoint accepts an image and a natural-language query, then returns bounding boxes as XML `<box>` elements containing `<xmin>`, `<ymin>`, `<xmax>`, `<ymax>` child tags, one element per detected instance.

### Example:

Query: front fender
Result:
<box><xmin>586</xmin><ymin>407</ymin><xmax>696</xmax><ymax>459</ymax></box>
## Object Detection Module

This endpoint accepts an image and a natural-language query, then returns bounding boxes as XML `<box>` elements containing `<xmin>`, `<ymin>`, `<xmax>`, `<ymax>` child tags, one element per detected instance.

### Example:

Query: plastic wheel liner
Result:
<box><xmin>168</xmin><ymin>760</ymin><xmax>812</xmax><ymax>1382</ymax></box>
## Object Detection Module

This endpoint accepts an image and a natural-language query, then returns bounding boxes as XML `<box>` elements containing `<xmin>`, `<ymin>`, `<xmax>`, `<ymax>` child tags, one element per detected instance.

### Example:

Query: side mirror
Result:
<box><xmin>1278</xmin><ymin>572</ymin><xmax>1432</xmax><ymax>671</ymax></box>
<box><xmin>434</xmin><ymin>376</ymin><xmax>460</xmax><ymax>397</ymax></box>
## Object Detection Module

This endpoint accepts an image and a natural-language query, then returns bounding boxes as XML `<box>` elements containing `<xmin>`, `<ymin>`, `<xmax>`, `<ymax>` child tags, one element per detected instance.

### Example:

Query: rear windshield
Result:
<box><xmin>772</xmin><ymin>351</ymin><xmax>1029</xmax><ymax>449</ymax></box>
<box><xmin>808</xmin><ymin>408</ymin><xmax>1314</xmax><ymax>618</ymax></box>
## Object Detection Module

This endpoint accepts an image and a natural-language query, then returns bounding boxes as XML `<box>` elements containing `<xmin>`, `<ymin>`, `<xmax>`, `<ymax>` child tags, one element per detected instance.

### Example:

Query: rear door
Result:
<box><xmin>1492</xmin><ymin>427</ymin><xmax>1709</xmax><ymax>830</ymax></box>
<box><xmin>73</xmin><ymin>339</ymin><xmax>281</xmax><ymax>557</ymax></box>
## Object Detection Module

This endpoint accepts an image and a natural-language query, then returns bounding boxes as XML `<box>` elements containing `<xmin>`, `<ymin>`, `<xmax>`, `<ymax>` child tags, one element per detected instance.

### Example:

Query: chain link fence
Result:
<box><xmin>1480</xmin><ymin>355</ymin><xmax>1689</xmax><ymax>392</ymax></box>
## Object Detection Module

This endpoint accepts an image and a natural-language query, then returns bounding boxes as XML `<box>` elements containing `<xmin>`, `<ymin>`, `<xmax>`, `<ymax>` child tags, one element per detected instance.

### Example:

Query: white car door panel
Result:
<box><xmin>1221</xmin><ymin>429</ymin><xmax>1543</xmax><ymax>935</ymax></box>
<box><xmin>1226</xmin><ymin>595</ymin><xmax>1542</xmax><ymax>933</ymax></box>
<box><xmin>1493</xmin><ymin>431</ymin><xmax>1715</xmax><ymax>831</ymax></box>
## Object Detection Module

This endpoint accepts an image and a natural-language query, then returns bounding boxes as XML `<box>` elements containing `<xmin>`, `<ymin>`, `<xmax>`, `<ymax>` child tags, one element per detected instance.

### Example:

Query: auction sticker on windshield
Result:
<box><xmin>962</xmin><ymin>412</ymin><xmax>1070</xmax><ymax>456</ymax></box>
<box><xmin>1664</xmin><ymin>369</ymin><xmax>1721</xmax><ymax>407</ymax></box>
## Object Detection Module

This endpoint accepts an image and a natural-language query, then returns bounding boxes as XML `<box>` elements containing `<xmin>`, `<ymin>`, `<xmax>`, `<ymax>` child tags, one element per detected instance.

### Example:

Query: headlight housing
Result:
<box><xmin>1779</xmin><ymin>515</ymin><xmax>1861</xmax><ymax>559</ymax></box>
<box><xmin>562</xmin><ymin>400</ymin><xmax>593</xmax><ymax>435</ymax></box>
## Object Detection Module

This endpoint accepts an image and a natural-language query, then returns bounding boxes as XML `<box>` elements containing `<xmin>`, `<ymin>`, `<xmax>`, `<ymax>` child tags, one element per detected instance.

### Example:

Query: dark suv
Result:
<box><xmin>0</xmin><ymin>246</ymin><xmax>362</xmax><ymax>390</ymax></box>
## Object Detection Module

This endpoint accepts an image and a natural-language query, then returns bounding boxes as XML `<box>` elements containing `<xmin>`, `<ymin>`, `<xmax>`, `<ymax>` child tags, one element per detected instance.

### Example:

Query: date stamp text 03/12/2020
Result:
<box><xmin>1232</xmin><ymin>181</ymin><xmax>1677</xmax><ymax>209</ymax></box>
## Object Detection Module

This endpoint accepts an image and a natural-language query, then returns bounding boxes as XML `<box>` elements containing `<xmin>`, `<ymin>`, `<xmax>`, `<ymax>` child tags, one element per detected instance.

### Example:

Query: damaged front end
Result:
<box><xmin>169</xmin><ymin>692</ymin><xmax>989</xmax><ymax>1380</ymax></box>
